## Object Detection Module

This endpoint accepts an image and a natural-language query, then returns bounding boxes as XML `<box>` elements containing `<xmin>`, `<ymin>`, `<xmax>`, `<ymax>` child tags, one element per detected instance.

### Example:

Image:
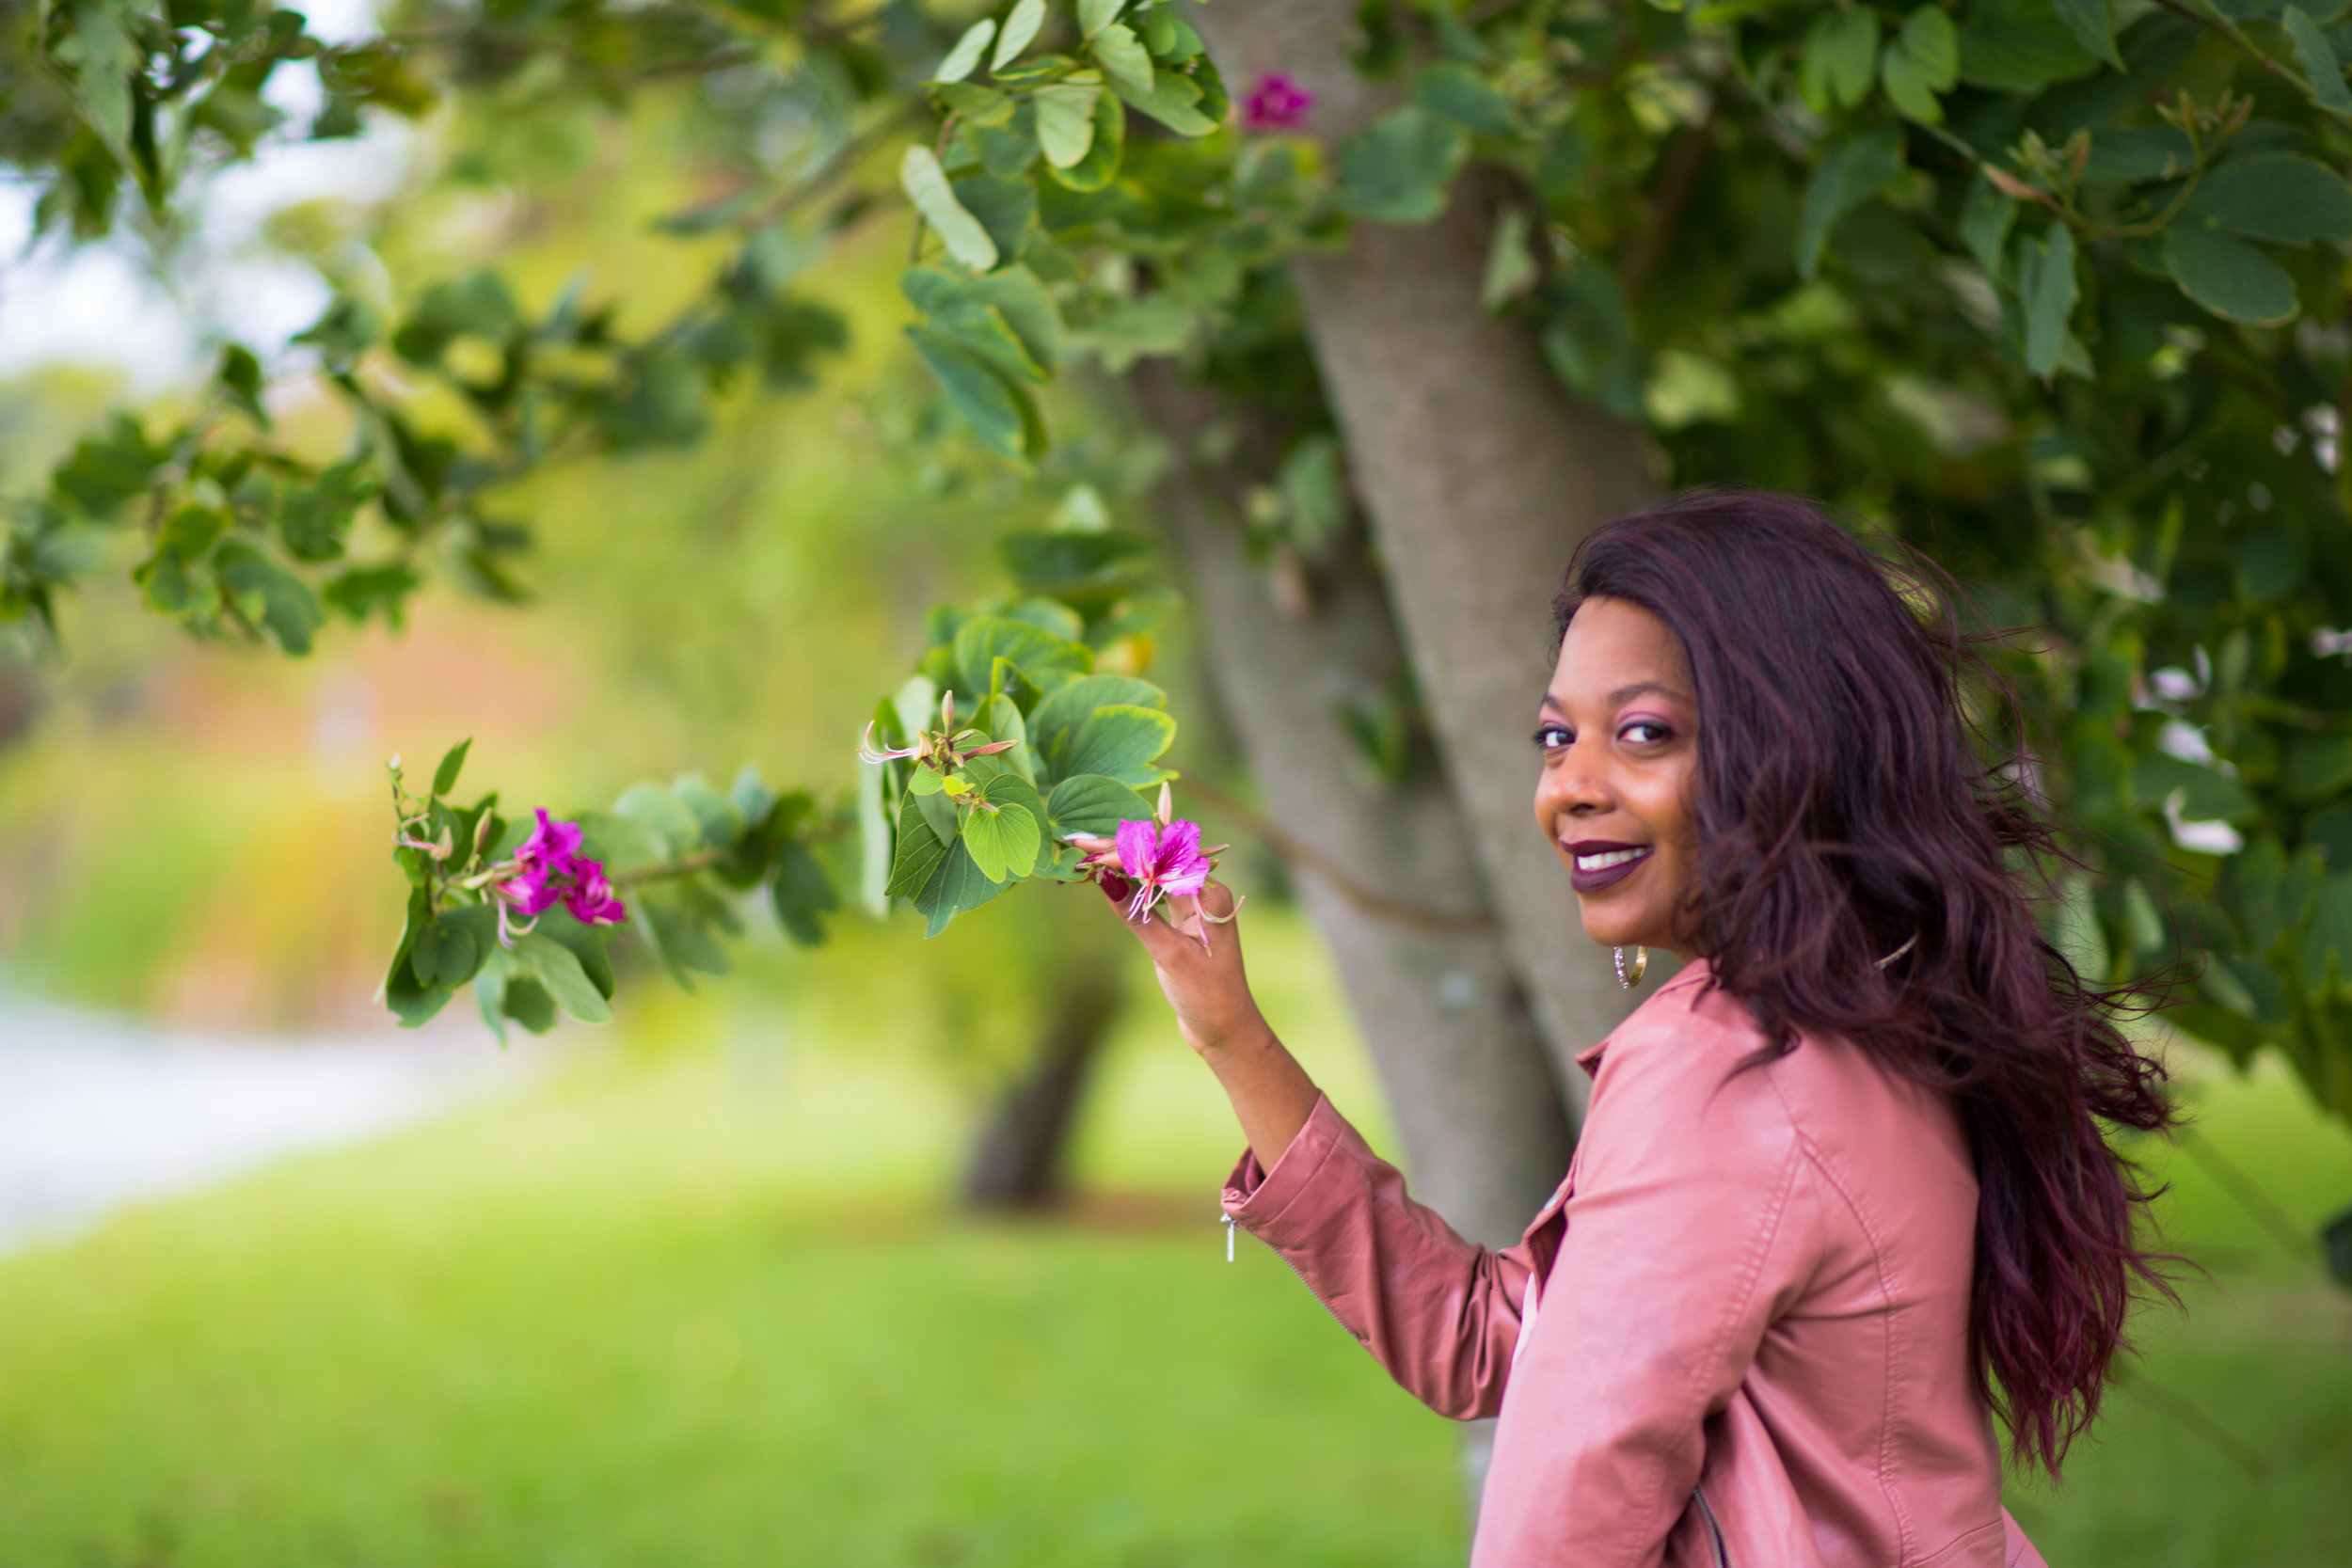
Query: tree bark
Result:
<box><xmin>961</xmin><ymin>963</ymin><xmax>1123</xmax><ymax>1211</ymax></box>
<box><xmin>1134</xmin><ymin>371</ymin><xmax>1574</xmax><ymax>1254</ymax></box>
<box><xmin>1198</xmin><ymin>2</ymin><xmax>1664</xmax><ymax>1104</ymax></box>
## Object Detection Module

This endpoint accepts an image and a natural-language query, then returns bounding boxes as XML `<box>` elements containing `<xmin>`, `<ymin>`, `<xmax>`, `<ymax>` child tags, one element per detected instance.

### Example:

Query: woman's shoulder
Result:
<box><xmin>1582</xmin><ymin>961</ymin><xmax>1970</xmax><ymax>1198</ymax></box>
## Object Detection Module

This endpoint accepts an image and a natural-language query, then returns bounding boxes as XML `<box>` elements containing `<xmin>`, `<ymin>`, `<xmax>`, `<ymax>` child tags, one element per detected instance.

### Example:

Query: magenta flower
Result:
<box><xmin>1099</xmin><ymin>817</ymin><xmax>1214</xmax><ymax>923</ymax></box>
<box><xmin>498</xmin><ymin>862</ymin><xmax>565</xmax><ymax>919</ymax></box>
<box><xmin>515</xmin><ymin>807</ymin><xmax>586</xmax><ymax>873</ymax></box>
<box><xmin>490</xmin><ymin>808</ymin><xmax>627</xmax><ymax>941</ymax></box>
<box><xmin>564</xmin><ymin>860</ymin><xmax>627</xmax><ymax>927</ymax></box>
<box><xmin>1243</xmin><ymin>71</ymin><xmax>1313</xmax><ymax>132</ymax></box>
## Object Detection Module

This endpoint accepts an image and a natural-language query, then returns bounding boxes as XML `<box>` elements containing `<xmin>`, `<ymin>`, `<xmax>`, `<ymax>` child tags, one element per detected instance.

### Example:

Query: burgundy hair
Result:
<box><xmin>1553</xmin><ymin>490</ymin><xmax>2175</xmax><ymax>1477</ymax></box>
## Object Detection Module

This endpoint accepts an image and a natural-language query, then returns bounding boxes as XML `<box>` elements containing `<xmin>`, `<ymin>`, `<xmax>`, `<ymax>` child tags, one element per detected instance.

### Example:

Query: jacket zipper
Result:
<box><xmin>1692</xmin><ymin>1484</ymin><xmax>1732</xmax><ymax>1568</ymax></box>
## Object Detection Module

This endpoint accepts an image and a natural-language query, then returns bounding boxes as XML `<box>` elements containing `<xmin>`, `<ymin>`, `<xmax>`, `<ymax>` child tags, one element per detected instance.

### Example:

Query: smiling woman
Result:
<box><xmin>1102</xmin><ymin>490</ymin><xmax>2180</xmax><ymax>1568</ymax></box>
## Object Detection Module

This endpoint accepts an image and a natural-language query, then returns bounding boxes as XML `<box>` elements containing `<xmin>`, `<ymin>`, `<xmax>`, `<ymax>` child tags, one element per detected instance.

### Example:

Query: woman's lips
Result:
<box><xmin>1565</xmin><ymin>840</ymin><xmax>1652</xmax><ymax>895</ymax></box>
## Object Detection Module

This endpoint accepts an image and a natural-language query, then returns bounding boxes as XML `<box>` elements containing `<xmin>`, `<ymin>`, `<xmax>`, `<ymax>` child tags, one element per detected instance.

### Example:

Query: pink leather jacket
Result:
<box><xmin>1223</xmin><ymin>962</ymin><xmax>2049</xmax><ymax>1568</ymax></box>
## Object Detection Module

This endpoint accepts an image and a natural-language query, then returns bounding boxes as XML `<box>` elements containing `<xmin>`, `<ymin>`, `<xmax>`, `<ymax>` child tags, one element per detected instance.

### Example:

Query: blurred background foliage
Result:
<box><xmin>1</xmin><ymin>1</ymin><xmax>2351</xmax><ymax>1562</ymax></box>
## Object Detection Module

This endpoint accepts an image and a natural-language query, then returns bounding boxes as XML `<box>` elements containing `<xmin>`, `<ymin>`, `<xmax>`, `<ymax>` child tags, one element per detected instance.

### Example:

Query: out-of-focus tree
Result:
<box><xmin>8</xmin><ymin>2</ymin><xmax>2352</xmax><ymax>1263</ymax></box>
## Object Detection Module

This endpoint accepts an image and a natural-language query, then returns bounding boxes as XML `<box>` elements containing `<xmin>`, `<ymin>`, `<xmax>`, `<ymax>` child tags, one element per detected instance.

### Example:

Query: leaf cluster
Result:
<box><xmin>381</xmin><ymin>738</ymin><xmax>851</xmax><ymax>1038</ymax></box>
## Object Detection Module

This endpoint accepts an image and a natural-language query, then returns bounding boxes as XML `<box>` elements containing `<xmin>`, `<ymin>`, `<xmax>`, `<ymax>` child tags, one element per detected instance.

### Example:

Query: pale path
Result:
<box><xmin>0</xmin><ymin>992</ymin><xmax>538</xmax><ymax>1256</ymax></box>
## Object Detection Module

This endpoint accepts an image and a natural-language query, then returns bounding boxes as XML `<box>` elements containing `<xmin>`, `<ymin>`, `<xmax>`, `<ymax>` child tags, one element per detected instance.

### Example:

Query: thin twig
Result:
<box><xmin>1178</xmin><ymin>776</ymin><xmax>1499</xmax><ymax>934</ymax></box>
<box><xmin>2175</xmin><ymin>1125</ymin><xmax>2324</xmax><ymax>1268</ymax></box>
<box><xmin>2110</xmin><ymin>1365</ymin><xmax>2270</xmax><ymax>1478</ymax></box>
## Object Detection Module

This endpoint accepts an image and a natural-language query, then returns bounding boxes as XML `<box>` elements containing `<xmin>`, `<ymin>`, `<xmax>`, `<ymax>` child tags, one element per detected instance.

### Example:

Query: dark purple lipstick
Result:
<box><xmin>1565</xmin><ymin>839</ymin><xmax>1652</xmax><ymax>895</ymax></box>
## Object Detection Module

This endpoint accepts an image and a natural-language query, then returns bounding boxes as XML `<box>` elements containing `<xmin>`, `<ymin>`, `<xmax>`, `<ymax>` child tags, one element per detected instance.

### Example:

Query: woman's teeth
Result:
<box><xmin>1575</xmin><ymin>847</ymin><xmax>1649</xmax><ymax>872</ymax></box>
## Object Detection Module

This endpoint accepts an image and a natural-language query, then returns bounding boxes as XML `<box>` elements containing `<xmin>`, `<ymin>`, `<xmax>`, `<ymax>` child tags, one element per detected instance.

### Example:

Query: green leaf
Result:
<box><xmin>432</xmin><ymin>737</ymin><xmax>471</xmax><ymax>798</ymax></box>
<box><xmin>771</xmin><ymin>842</ymin><xmax>839</xmax><ymax>946</ymax></box>
<box><xmin>911</xmin><ymin>837</ymin><xmax>1013</xmax><ymax>935</ymax></box>
<box><xmin>1796</xmin><ymin>128</ymin><xmax>1904</xmax><ymax>280</ymax></box>
<box><xmin>2297</xmin><ymin>873</ymin><xmax>2352</xmax><ymax>996</ymax></box>
<box><xmin>1108</xmin><ymin>71</ymin><xmax>1219</xmax><ymax>135</ymax></box>
<box><xmin>2283</xmin><ymin>6</ymin><xmax>2352</xmax><ymax>114</ymax></box>
<box><xmin>2051</xmin><ymin>0</ymin><xmax>2124</xmax><ymax>73</ymax></box>
<box><xmin>962</xmin><ymin>799</ymin><xmax>1041</xmax><ymax>882</ymax></box>
<box><xmin>975</xmin><ymin>692</ymin><xmax>1036</xmax><ymax>779</ymax></box>
<box><xmin>2023</xmin><ymin>225</ymin><xmax>2077</xmax><ymax>379</ymax></box>
<box><xmin>673</xmin><ymin>774</ymin><xmax>745</xmax><ymax>849</ymax></box>
<box><xmin>1143</xmin><ymin>7</ymin><xmax>1202</xmax><ymax>58</ymax></box>
<box><xmin>514</xmin><ymin>930</ymin><xmax>612</xmax><ymax>1023</ymax></box>
<box><xmin>935</xmin><ymin>18</ymin><xmax>995</xmax><ymax>83</ymax></box>
<box><xmin>953</xmin><ymin>614</ymin><xmax>1093</xmax><ymax>703</ymax></box>
<box><xmin>1047</xmin><ymin>85</ymin><xmax>1124</xmax><ymax>192</ymax></box>
<box><xmin>1078</xmin><ymin>0</ymin><xmax>1125</xmax><ymax>40</ymax></box>
<box><xmin>1800</xmin><ymin>8</ymin><xmax>1880</xmax><ymax>114</ymax></box>
<box><xmin>1882</xmin><ymin>8</ymin><xmax>1958</xmax><ymax>123</ymax></box>
<box><xmin>993</xmin><ymin>0</ymin><xmax>1047</xmax><ymax>69</ymax></box>
<box><xmin>907</xmin><ymin>325</ymin><xmax>1041</xmax><ymax>460</ymax></box>
<box><xmin>615</xmin><ymin>781</ymin><xmax>703</xmax><ymax>857</ymax></box>
<box><xmin>2132</xmin><ymin>752</ymin><xmax>2258</xmax><ymax>823</ymax></box>
<box><xmin>410</xmin><ymin>916</ymin><xmax>483</xmax><ymax>990</ymax></box>
<box><xmin>1036</xmin><ymin>82</ymin><xmax>1103</xmax><ymax>168</ymax></box>
<box><xmin>1057</xmin><ymin>704</ymin><xmax>1176</xmax><ymax>787</ymax></box>
<box><xmin>473</xmin><ymin>955</ymin><xmax>512</xmax><ymax>1046</ymax></box>
<box><xmin>951</xmin><ymin>172</ymin><xmax>1038</xmax><ymax>259</ymax></box>
<box><xmin>909</xmin><ymin>767</ymin><xmax>948</xmax><ymax>796</ymax></box>
<box><xmin>2163</xmin><ymin>226</ymin><xmax>2298</xmax><ymax>326</ymax></box>
<box><xmin>50</xmin><ymin>415</ymin><xmax>168</xmax><ymax>519</ymax></box>
<box><xmin>886</xmin><ymin>795</ymin><xmax>952</xmax><ymax>898</ymax></box>
<box><xmin>1028</xmin><ymin>673</ymin><xmax>1167</xmax><ymax>775</ymax></box>
<box><xmin>2282</xmin><ymin>734</ymin><xmax>2352</xmax><ymax>801</ymax></box>
<box><xmin>1958</xmin><ymin>0</ymin><xmax>2101</xmax><ymax>93</ymax></box>
<box><xmin>213</xmin><ymin>540</ymin><xmax>326</xmax><ymax>656</ymax></box>
<box><xmin>500</xmin><ymin>975</ymin><xmax>559</xmax><ymax>1035</ymax></box>
<box><xmin>2184</xmin><ymin>153</ymin><xmax>2352</xmax><ymax>244</ymax></box>
<box><xmin>1961</xmin><ymin>177</ymin><xmax>2016</xmax><ymax>278</ymax></box>
<box><xmin>900</xmin><ymin>145</ymin><xmax>999</xmax><ymax>272</ymax></box>
<box><xmin>535</xmin><ymin>909</ymin><xmax>616</xmax><ymax>1001</ymax></box>
<box><xmin>1338</xmin><ymin>106</ymin><xmax>1471</xmax><ymax>225</ymax></box>
<box><xmin>1410</xmin><ymin>62</ymin><xmax>1518</xmax><ymax>137</ymax></box>
<box><xmin>1044</xmin><ymin>772</ymin><xmax>1153</xmax><ymax>835</ymax></box>
<box><xmin>384</xmin><ymin>884</ymin><xmax>430</xmax><ymax>1002</ymax></box>
<box><xmin>1090</xmin><ymin>23</ymin><xmax>1152</xmax><ymax>95</ymax></box>
<box><xmin>637</xmin><ymin>891</ymin><xmax>734</xmax><ymax>986</ymax></box>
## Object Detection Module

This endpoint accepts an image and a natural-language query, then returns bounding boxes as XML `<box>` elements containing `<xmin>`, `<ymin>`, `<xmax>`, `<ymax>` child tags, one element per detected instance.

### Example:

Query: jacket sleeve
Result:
<box><xmin>1221</xmin><ymin>1094</ymin><xmax>1540</xmax><ymax>1420</ymax></box>
<box><xmin>1469</xmin><ymin>1026</ymin><xmax>1830</xmax><ymax>1568</ymax></box>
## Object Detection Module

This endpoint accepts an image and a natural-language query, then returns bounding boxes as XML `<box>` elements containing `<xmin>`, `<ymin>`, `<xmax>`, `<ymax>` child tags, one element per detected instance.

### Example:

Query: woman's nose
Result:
<box><xmin>1534</xmin><ymin>755</ymin><xmax>1612</xmax><ymax>823</ymax></box>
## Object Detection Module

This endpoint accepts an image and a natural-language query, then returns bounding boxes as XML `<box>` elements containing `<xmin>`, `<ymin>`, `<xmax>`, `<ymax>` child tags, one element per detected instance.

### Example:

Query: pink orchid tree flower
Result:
<box><xmin>1243</xmin><ymin>71</ymin><xmax>1313</xmax><ymax>132</ymax></box>
<box><xmin>564</xmin><ymin>860</ymin><xmax>628</xmax><ymax>927</ymax></box>
<box><xmin>1073</xmin><ymin>785</ymin><xmax>1239</xmax><ymax>949</ymax></box>
<box><xmin>487</xmin><ymin>807</ymin><xmax>627</xmax><ymax>943</ymax></box>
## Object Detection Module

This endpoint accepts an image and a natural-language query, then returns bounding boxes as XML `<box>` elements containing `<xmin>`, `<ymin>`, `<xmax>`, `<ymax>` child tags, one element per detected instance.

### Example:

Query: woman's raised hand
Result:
<box><xmin>1066</xmin><ymin>834</ymin><xmax>1264</xmax><ymax>1059</ymax></box>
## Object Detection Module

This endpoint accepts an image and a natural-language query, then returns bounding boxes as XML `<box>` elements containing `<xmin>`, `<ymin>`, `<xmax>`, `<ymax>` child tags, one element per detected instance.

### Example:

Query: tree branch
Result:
<box><xmin>1180</xmin><ymin>774</ymin><xmax>1499</xmax><ymax>932</ymax></box>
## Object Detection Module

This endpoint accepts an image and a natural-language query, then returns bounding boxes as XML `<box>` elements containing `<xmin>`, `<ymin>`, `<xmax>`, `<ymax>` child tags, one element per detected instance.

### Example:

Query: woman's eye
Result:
<box><xmin>1620</xmin><ymin>721</ymin><xmax>1672</xmax><ymax>745</ymax></box>
<box><xmin>1531</xmin><ymin>723</ymin><xmax>1572</xmax><ymax>752</ymax></box>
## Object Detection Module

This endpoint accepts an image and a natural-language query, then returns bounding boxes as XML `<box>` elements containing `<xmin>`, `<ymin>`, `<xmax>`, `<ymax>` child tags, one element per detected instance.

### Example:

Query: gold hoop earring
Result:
<box><xmin>1613</xmin><ymin>945</ymin><xmax>1647</xmax><ymax>989</ymax></box>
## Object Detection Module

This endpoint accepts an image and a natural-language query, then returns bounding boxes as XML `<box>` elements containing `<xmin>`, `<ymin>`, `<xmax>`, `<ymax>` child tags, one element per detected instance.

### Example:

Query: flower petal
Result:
<box><xmin>1114</xmin><ymin>817</ymin><xmax>1159</xmax><ymax>880</ymax></box>
<box><xmin>1153</xmin><ymin>818</ymin><xmax>1201</xmax><ymax>876</ymax></box>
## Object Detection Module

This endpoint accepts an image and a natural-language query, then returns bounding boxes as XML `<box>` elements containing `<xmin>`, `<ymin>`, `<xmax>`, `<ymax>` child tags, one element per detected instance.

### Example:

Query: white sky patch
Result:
<box><xmin>0</xmin><ymin>0</ymin><xmax>409</xmax><ymax>397</ymax></box>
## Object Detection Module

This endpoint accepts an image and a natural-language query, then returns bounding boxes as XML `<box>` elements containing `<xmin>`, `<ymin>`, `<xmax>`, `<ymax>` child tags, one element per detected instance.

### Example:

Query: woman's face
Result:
<box><xmin>1533</xmin><ymin>595</ymin><xmax>1701</xmax><ymax>958</ymax></box>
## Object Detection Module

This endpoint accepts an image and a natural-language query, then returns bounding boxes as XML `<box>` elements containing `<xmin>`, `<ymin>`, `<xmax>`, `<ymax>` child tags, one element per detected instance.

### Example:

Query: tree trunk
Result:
<box><xmin>1136</xmin><ymin>367</ymin><xmax>1575</xmax><ymax>1250</ymax></box>
<box><xmin>1199</xmin><ymin>2</ymin><xmax>1663</xmax><ymax>1106</ymax></box>
<box><xmin>1138</xmin><ymin>361</ymin><xmax>1576</xmax><ymax>1530</ymax></box>
<box><xmin>961</xmin><ymin>964</ymin><xmax>1123</xmax><ymax>1210</ymax></box>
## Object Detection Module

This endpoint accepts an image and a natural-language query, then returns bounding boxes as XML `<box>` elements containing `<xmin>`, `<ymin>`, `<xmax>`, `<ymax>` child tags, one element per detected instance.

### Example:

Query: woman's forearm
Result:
<box><xmin>1198</xmin><ymin>1015</ymin><xmax>1321</xmax><ymax>1168</ymax></box>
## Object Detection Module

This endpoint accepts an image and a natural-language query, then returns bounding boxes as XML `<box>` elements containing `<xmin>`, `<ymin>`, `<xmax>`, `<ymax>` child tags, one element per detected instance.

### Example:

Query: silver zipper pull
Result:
<box><xmin>1222</xmin><ymin>1212</ymin><xmax>1237</xmax><ymax>1262</ymax></box>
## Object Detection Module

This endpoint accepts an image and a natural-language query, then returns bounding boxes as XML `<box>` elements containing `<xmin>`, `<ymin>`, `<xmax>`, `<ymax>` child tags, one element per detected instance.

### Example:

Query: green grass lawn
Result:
<box><xmin>1</xmin><ymin>919</ymin><xmax>2347</xmax><ymax>1565</ymax></box>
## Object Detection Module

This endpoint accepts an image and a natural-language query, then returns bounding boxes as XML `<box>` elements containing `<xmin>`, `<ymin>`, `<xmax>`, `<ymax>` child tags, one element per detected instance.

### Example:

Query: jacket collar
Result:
<box><xmin>1575</xmin><ymin>958</ymin><xmax>1709</xmax><ymax>1074</ymax></box>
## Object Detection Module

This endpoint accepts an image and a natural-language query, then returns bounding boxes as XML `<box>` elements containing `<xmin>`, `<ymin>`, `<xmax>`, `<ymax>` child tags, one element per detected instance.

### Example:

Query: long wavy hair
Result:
<box><xmin>1552</xmin><ymin>490</ymin><xmax>2175</xmax><ymax>1477</ymax></box>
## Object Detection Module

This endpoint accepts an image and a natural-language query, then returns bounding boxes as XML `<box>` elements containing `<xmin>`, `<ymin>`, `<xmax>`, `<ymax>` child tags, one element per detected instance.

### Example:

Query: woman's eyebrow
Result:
<box><xmin>1608</xmin><ymin>680</ymin><xmax>1687</xmax><ymax>706</ymax></box>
